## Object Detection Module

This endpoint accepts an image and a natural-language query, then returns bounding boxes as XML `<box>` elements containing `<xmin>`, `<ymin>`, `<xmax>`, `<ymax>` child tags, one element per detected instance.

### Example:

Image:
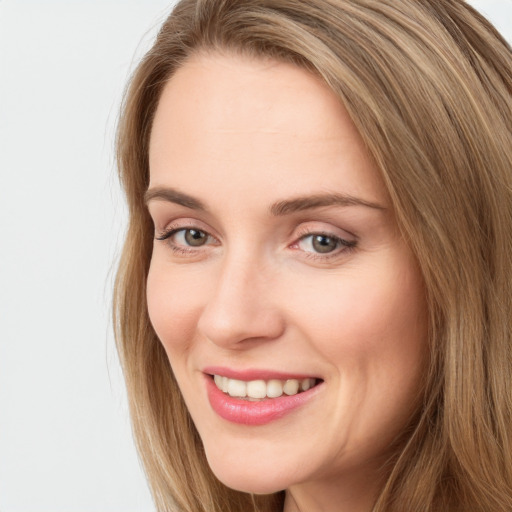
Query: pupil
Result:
<box><xmin>185</xmin><ymin>229</ymin><xmax>207</xmax><ymax>246</ymax></box>
<box><xmin>312</xmin><ymin>235</ymin><xmax>337</xmax><ymax>253</ymax></box>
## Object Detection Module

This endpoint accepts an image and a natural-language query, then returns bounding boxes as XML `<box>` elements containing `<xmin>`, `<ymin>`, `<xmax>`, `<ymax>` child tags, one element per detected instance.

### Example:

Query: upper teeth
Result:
<box><xmin>213</xmin><ymin>375</ymin><xmax>316</xmax><ymax>400</ymax></box>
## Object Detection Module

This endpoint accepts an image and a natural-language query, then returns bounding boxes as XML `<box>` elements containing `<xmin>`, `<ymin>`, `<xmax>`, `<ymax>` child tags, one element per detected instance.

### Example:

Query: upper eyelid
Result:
<box><xmin>293</xmin><ymin>222</ymin><xmax>357</xmax><ymax>242</ymax></box>
<box><xmin>154</xmin><ymin>218</ymin><xmax>357</xmax><ymax>244</ymax></box>
<box><xmin>156</xmin><ymin>226</ymin><xmax>217</xmax><ymax>243</ymax></box>
<box><xmin>150</xmin><ymin>206</ymin><xmax>357</xmax><ymax>235</ymax></box>
<box><xmin>155</xmin><ymin>218</ymin><xmax>218</xmax><ymax>236</ymax></box>
<box><xmin>298</xmin><ymin>232</ymin><xmax>353</xmax><ymax>242</ymax></box>
<box><xmin>294</xmin><ymin>231</ymin><xmax>356</xmax><ymax>247</ymax></box>
<box><xmin>296</xmin><ymin>232</ymin><xmax>357</xmax><ymax>251</ymax></box>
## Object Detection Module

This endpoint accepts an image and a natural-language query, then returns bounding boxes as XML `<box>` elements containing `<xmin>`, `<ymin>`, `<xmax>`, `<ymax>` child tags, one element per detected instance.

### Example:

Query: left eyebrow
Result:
<box><xmin>270</xmin><ymin>193</ymin><xmax>386</xmax><ymax>216</ymax></box>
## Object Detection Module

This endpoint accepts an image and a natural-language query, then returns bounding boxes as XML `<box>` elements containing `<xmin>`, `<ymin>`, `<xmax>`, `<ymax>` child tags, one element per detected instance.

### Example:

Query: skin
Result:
<box><xmin>146</xmin><ymin>52</ymin><xmax>428</xmax><ymax>512</ymax></box>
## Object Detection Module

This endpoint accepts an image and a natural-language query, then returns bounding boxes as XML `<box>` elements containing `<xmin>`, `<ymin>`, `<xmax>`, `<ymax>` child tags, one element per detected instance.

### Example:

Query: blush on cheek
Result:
<box><xmin>147</xmin><ymin>267</ymin><xmax>178</xmax><ymax>347</ymax></box>
<box><xmin>146</xmin><ymin>261</ymin><xmax>207</xmax><ymax>358</ymax></box>
<box><xmin>295</xmin><ymin>260</ymin><xmax>426</xmax><ymax>372</ymax></box>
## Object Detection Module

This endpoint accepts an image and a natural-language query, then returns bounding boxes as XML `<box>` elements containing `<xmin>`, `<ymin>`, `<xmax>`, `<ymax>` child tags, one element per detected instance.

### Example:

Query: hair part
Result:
<box><xmin>114</xmin><ymin>1</ymin><xmax>512</xmax><ymax>510</ymax></box>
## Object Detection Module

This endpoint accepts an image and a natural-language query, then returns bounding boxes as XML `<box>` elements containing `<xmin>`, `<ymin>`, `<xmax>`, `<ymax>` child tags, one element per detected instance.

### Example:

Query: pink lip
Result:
<box><xmin>203</xmin><ymin>366</ymin><xmax>317</xmax><ymax>381</ymax></box>
<box><xmin>204</xmin><ymin>373</ymin><xmax>323</xmax><ymax>426</ymax></box>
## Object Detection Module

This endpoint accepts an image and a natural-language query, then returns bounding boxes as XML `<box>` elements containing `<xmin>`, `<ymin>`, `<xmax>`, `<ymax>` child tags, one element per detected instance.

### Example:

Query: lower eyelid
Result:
<box><xmin>303</xmin><ymin>243</ymin><xmax>356</xmax><ymax>260</ymax></box>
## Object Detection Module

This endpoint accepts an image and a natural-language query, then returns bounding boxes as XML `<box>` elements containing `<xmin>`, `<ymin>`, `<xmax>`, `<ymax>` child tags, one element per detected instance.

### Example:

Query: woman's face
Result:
<box><xmin>146</xmin><ymin>53</ymin><xmax>427</xmax><ymax>503</ymax></box>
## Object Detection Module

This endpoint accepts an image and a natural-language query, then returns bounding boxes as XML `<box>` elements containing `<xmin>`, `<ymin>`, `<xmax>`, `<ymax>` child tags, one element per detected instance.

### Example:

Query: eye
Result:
<box><xmin>305</xmin><ymin>234</ymin><xmax>338</xmax><ymax>253</ymax></box>
<box><xmin>178</xmin><ymin>228</ymin><xmax>208</xmax><ymax>247</ymax></box>
<box><xmin>296</xmin><ymin>233</ymin><xmax>356</xmax><ymax>255</ymax></box>
<box><xmin>156</xmin><ymin>227</ymin><xmax>216</xmax><ymax>251</ymax></box>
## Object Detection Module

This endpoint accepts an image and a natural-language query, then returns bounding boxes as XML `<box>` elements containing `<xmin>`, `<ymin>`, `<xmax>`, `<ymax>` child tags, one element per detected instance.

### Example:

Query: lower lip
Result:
<box><xmin>205</xmin><ymin>375</ymin><xmax>322</xmax><ymax>426</ymax></box>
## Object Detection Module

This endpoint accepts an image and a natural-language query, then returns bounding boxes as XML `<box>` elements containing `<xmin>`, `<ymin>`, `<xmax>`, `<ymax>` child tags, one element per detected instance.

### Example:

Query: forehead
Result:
<box><xmin>152</xmin><ymin>53</ymin><xmax>343</xmax><ymax>138</ymax></box>
<box><xmin>148</xmin><ymin>52</ymin><xmax>387</xmax><ymax>209</ymax></box>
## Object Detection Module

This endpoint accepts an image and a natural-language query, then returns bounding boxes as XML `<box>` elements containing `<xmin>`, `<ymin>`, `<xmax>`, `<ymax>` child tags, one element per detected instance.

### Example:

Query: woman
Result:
<box><xmin>114</xmin><ymin>1</ymin><xmax>512</xmax><ymax>510</ymax></box>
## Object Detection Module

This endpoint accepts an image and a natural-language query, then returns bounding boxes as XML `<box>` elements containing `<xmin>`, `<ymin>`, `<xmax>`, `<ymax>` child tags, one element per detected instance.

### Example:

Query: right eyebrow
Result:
<box><xmin>144</xmin><ymin>187</ymin><xmax>208</xmax><ymax>212</ymax></box>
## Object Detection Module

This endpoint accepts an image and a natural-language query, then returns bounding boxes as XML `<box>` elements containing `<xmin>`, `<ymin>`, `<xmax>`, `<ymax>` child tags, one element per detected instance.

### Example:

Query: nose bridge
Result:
<box><xmin>197</xmin><ymin>248</ymin><xmax>284</xmax><ymax>348</ymax></box>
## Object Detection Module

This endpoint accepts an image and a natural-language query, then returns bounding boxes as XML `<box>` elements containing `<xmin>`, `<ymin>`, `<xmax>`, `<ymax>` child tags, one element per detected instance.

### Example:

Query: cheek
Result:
<box><xmin>290</xmin><ymin>267</ymin><xmax>425</xmax><ymax>356</ymax></box>
<box><xmin>146</xmin><ymin>258</ymin><xmax>204</xmax><ymax>356</ymax></box>
<box><xmin>286</xmin><ymin>257</ymin><xmax>427</xmax><ymax>421</ymax></box>
<box><xmin>292</xmin><ymin>264</ymin><xmax>427</xmax><ymax>451</ymax></box>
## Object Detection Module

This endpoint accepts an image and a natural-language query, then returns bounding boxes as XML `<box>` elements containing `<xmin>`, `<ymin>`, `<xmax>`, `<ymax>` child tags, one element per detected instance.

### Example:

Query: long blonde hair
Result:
<box><xmin>114</xmin><ymin>1</ymin><xmax>512</xmax><ymax>510</ymax></box>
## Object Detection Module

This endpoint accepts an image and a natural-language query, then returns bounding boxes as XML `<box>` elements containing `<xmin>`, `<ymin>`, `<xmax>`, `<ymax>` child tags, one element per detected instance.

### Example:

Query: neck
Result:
<box><xmin>283</xmin><ymin>468</ymin><xmax>384</xmax><ymax>512</ymax></box>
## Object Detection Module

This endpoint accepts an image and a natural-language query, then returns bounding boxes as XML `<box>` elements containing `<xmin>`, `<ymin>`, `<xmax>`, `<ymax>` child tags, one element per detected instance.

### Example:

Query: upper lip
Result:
<box><xmin>203</xmin><ymin>366</ymin><xmax>321</xmax><ymax>381</ymax></box>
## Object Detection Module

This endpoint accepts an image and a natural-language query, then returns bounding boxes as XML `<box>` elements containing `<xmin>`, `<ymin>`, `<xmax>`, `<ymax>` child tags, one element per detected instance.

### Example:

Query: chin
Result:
<box><xmin>205</xmin><ymin>452</ymin><xmax>290</xmax><ymax>494</ymax></box>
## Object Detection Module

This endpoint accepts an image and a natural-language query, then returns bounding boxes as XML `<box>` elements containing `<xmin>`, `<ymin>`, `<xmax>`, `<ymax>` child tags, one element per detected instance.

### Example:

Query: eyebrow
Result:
<box><xmin>144</xmin><ymin>187</ymin><xmax>208</xmax><ymax>211</ymax></box>
<box><xmin>270</xmin><ymin>193</ymin><xmax>386</xmax><ymax>216</ymax></box>
<box><xmin>144</xmin><ymin>187</ymin><xmax>386</xmax><ymax>214</ymax></box>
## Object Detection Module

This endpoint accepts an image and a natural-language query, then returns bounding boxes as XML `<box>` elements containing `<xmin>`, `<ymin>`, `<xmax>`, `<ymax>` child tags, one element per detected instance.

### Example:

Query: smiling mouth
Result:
<box><xmin>211</xmin><ymin>374</ymin><xmax>320</xmax><ymax>401</ymax></box>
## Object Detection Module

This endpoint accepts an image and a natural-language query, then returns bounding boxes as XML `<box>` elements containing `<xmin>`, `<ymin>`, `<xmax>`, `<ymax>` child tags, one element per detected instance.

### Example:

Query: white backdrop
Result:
<box><xmin>0</xmin><ymin>1</ymin><xmax>510</xmax><ymax>511</ymax></box>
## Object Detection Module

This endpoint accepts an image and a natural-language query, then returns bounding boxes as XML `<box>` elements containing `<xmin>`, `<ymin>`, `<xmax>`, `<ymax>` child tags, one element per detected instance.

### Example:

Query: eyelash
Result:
<box><xmin>292</xmin><ymin>229</ymin><xmax>357</xmax><ymax>261</ymax></box>
<box><xmin>155</xmin><ymin>226</ymin><xmax>357</xmax><ymax>260</ymax></box>
<box><xmin>155</xmin><ymin>226</ymin><xmax>217</xmax><ymax>256</ymax></box>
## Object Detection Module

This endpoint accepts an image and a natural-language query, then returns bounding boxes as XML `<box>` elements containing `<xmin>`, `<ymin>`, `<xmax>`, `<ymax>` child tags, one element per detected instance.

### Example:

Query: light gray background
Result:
<box><xmin>0</xmin><ymin>1</ymin><xmax>510</xmax><ymax>511</ymax></box>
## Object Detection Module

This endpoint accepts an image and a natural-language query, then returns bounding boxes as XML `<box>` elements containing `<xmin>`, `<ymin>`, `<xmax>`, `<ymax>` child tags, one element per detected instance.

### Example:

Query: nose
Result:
<box><xmin>196</xmin><ymin>253</ymin><xmax>286</xmax><ymax>349</ymax></box>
